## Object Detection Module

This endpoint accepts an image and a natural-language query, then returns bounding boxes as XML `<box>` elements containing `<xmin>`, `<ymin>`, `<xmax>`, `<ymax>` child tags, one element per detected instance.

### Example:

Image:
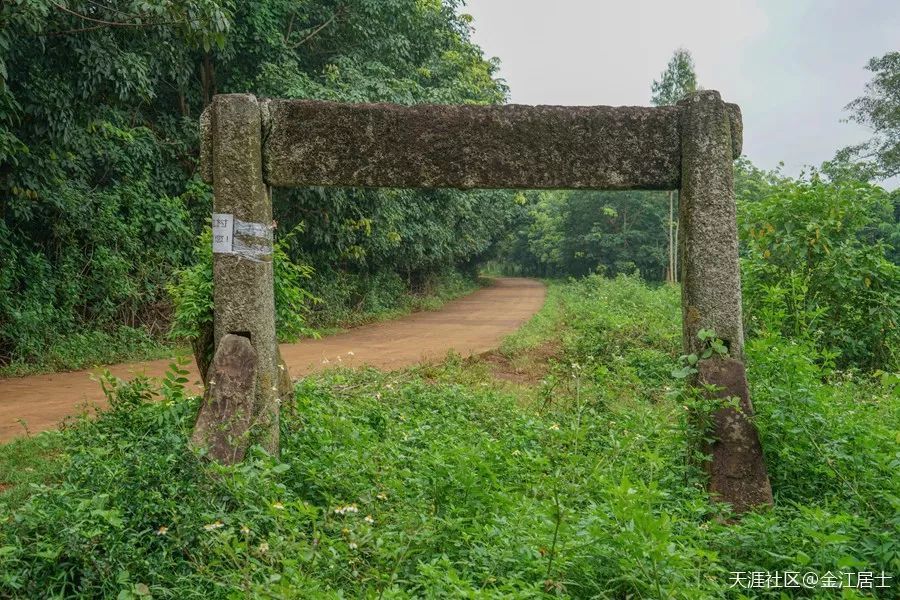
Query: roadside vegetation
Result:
<box><xmin>1</xmin><ymin>276</ymin><xmax>897</xmax><ymax>598</ymax></box>
<box><xmin>1</xmin><ymin>0</ymin><xmax>516</xmax><ymax>374</ymax></box>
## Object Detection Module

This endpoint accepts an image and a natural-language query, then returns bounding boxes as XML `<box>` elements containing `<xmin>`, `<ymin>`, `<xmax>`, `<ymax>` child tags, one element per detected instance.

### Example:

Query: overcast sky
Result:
<box><xmin>464</xmin><ymin>0</ymin><xmax>899</xmax><ymax>187</ymax></box>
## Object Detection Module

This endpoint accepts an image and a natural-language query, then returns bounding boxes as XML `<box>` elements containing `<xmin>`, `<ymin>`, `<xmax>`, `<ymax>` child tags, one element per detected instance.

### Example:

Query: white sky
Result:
<box><xmin>464</xmin><ymin>0</ymin><xmax>899</xmax><ymax>187</ymax></box>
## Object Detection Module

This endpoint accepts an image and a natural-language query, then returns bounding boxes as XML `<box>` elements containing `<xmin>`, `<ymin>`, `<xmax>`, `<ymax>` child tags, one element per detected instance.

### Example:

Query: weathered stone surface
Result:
<box><xmin>697</xmin><ymin>358</ymin><xmax>773</xmax><ymax>513</ymax></box>
<box><xmin>211</xmin><ymin>94</ymin><xmax>279</xmax><ymax>455</ymax></box>
<box><xmin>678</xmin><ymin>90</ymin><xmax>745</xmax><ymax>359</ymax></box>
<box><xmin>263</xmin><ymin>100</ymin><xmax>685</xmax><ymax>190</ymax></box>
<box><xmin>725</xmin><ymin>103</ymin><xmax>743</xmax><ymax>158</ymax></box>
<box><xmin>191</xmin><ymin>334</ymin><xmax>258</xmax><ymax>464</ymax></box>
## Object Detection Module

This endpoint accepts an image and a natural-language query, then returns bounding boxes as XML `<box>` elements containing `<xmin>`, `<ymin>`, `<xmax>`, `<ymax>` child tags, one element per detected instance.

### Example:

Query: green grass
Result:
<box><xmin>0</xmin><ymin>275</ymin><xmax>897</xmax><ymax>598</ymax></box>
<box><xmin>0</xmin><ymin>326</ymin><xmax>179</xmax><ymax>378</ymax></box>
<box><xmin>498</xmin><ymin>279</ymin><xmax>564</xmax><ymax>356</ymax></box>
<box><xmin>0</xmin><ymin>434</ymin><xmax>69</xmax><ymax>510</ymax></box>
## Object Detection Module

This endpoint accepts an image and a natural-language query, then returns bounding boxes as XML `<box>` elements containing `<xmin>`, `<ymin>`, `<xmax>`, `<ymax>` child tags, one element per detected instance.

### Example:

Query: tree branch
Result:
<box><xmin>51</xmin><ymin>1</ymin><xmax>141</xmax><ymax>27</ymax></box>
<box><xmin>289</xmin><ymin>6</ymin><xmax>344</xmax><ymax>49</ymax></box>
<box><xmin>41</xmin><ymin>2</ymin><xmax>180</xmax><ymax>36</ymax></box>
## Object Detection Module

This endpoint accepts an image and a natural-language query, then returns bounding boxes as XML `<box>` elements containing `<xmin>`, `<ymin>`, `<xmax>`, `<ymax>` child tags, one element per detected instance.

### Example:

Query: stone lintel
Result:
<box><xmin>264</xmin><ymin>100</ymin><xmax>686</xmax><ymax>190</ymax></box>
<box><xmin>203</xmin><ymin>97</ymin><xmax>743</xmax><ymax>191</ymax></box>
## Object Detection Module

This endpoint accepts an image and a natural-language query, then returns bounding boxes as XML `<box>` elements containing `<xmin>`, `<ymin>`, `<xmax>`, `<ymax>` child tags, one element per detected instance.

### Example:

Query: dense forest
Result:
<box><xmin>1</xmin><ymin>0</ymin><xmax>519</xmax><ymax>372</ymax></box>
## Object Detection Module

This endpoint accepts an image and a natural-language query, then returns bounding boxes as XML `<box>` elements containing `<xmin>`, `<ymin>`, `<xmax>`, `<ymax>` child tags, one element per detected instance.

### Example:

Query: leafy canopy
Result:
<box><xmin>840</xmin><ymin>51</ymin><xmax>900</xmax><ymax>179</ymax></box>
<box><xmin>650</xmin><ymin>48</ymin><xmax>698</xmax><ymax>106</ymax></box>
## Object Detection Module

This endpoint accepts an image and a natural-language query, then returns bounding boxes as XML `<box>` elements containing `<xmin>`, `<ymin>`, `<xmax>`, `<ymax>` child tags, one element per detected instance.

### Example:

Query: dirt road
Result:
<box><xmin>0</xmin><ymin>277</ymin><xmax>545</xmax><ymax>442</ymax></box>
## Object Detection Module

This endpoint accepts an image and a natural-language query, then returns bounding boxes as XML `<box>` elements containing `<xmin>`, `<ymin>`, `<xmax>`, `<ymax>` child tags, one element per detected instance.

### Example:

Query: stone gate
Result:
<box><xmin>194</xmin><ymin>90</ymin><xmax>772</xmax><ymax>513</ymax></box>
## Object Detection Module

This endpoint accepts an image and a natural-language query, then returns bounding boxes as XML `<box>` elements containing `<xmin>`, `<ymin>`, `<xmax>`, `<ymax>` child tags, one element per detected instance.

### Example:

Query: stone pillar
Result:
<box><xmin>193</xmin><ymin>93</ymin><xmax>279</xmax><ymax>461</ymax></box>
<box><xmin>678</xmin><ymin>91</ymin><xmax>744</xmax><ymax>359</ymax></box>
<box><xmin>678</xmin><ymin>91</ymin><xmax>773</xmax><ymax>512</ymax></box>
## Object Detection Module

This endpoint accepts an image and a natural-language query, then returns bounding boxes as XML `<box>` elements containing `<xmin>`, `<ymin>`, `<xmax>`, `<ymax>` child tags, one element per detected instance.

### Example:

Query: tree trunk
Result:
<box><xmin>668</xmin><ymin>190</ymin><xmax>675</xmax><ymax>284</ymax></box>
<box><xmin>200</xmin><ymin>53</ymin><xmax>216</xmax><ymax>108</ymax></box>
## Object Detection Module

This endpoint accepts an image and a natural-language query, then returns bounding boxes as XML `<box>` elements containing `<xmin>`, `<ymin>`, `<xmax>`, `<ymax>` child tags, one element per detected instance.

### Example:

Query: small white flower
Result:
<box><xmin>240</xmin><ymin>525</ymin><xmax>250</xmax><ymax>535</ymax></box>
<box><xmin>347</xmin><ymin>351</ymin><xmax>355</xmax><ymax>356</ymax></box>
<box><xmin>203</xmin><ymin>521</ymin><xmax>225</xmax><ymax>531</ymax></box>
<box><xmin>348</xmin><ymin>542</ymin><xmax>358</xmax><ymax>550</ymax></box>
<box><xmin>258</xmin><ymin>542</ymin><xmax>269</xmax><ymax>553</ymax></box>
<box><xmin>364</xmin><ymin>515</ymin><xmax>374</xmax><ymax>524</ymax></box>
<box><xmin>271</xmin><ymin>386</ymin><xmax>278</xmax><ymax>391</ymax></box>
<box><xmin>511</xmin><ymin>449</ymin><xmax>521</xmax><ymax>456</ymax></box>
<box><xmin>155</xmin><ymin>526</ymin><xmax>169</xmax><ymax>536</ymax></box>
<box><xmin>549</xmin><ymin>423</ymin><xmax>560</xmax><ymax>431</ymax></box>
<box><xmin>376</xmin><ymin>492</ymin><xmax>388</xmax><ymax>501</ymax></box>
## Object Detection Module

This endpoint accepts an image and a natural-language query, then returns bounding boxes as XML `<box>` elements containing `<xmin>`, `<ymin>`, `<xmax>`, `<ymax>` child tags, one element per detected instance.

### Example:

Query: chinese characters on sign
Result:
<box><xmin>729</xmin><ymin>571</ymin><xmax>892</xmax><ymax>590</ymax></box>
<box><xmin>212</xmin><ymin>213</ymin><xmax>233</xmax><ymax>254</ymax></box>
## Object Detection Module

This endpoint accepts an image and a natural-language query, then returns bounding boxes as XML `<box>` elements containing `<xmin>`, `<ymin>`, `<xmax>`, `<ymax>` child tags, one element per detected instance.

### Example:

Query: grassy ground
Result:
<box><xmin>0</xmin><ymin>276</ymin><xmax>897</xmax><ymax>598</ymax></box>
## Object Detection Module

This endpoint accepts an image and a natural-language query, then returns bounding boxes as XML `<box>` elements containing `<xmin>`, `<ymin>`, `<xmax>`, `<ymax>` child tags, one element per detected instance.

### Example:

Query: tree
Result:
<box><xmin>651</xmin><ymin>48</ymin><xmax>698</xmax><ymax>106</ymax></box>
<box><xmin>0</xmin><ymin>0</ymin><xmax>515</xmax><ymax>367</ymax></box>
<box><xmin>651</xmin><ymin>48</ymin><xmax>699</xmax><ymax>283</ymax></box>
<box><xmin>840</xmin><ymin>51</ymin><xmax>900</xmax><ymax>180</ymax></box>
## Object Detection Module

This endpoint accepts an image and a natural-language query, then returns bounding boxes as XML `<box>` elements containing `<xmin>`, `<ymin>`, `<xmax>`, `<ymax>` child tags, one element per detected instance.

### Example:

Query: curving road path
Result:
<box><xmin>0</xmin><ymin>277</ymin><xmax>545</xmax><ymax>442</ymax></box>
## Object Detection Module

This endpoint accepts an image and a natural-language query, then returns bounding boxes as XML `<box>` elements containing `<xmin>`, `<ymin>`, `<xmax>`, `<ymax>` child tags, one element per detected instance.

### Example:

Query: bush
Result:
<box><xmin>739</xmin><ymin>178</ymin><xmax>900</xmax><ymax>370</ymax></box>
<box><xmin>304</xmin><ymin>267</ymin><xmax>481</xmax><ymax>330</ymax></box>
<box><xmin>168</xmin><ymin>226</ymin><xmax>318</xmax><ymax>344</ymax></box>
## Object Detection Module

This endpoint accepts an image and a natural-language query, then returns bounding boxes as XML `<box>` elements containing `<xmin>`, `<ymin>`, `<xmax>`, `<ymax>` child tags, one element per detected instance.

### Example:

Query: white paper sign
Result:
<box><xmin>212</xmin><ymin>213</ymin><xmax>234</xmax><ymax>254</ymax></box>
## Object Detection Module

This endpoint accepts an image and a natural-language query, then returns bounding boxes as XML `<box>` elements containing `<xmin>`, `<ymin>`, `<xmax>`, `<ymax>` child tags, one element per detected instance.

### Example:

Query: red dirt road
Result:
<box><xmin>0</xmin><ymin>277</ymin><xmax>545</xmax><ymax>442</ymax></box>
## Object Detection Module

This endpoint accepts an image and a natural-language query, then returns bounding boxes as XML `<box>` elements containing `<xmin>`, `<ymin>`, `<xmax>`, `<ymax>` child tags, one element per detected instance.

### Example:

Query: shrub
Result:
<box><xmin>168</xmin><ymin>226</ymin><xmax>318</xmax><ymax>344</ymax></box>
<box><xmin>739</xmin><ymin>178</ymin><xmax>899</xmax><ymax>370</ymax></box>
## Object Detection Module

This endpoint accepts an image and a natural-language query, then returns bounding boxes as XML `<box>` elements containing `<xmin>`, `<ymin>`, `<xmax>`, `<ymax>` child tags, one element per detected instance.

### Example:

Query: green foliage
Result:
<box><xmin>7</xmin><ymin>277</ymin><xmax>900</xmax><ymax>599</ymax></box>
<box><xmin>650</xmin><ymin>48</ymin><xmax>698</xmax><ymax>107</ymax></box>
<box><xmin>840</xmin><ymin>51</ymin><xmax>900</xmax><ymax>179</ymax></box>
<box><xmin>1</xmin><ymin>0</ymin><xmax>515</xmax><ymax>369</ymax></box>
<box><xmin>502</xmin><ymin>159</ymin><xmax>899</xmax><ymax>371</ymax></box>
<box><xmin>738</xmin><ymin>176</ymin><xmax>900</xmax><ymax>370</ymax></box>
<box><xmin>169</xmin><ymin>227</ymin><xmax>317</xmax><ymax>344</ymax></box>
<box><xmin>305</xmin><ymin>267</ymin><xmax>481</xmax><ymax>330</ymax></box>
<box><xmin>672</xmin><ymin>328</ymin><xmax>730</xmax><ymax>379</ymax></box>
<box><xmin>497</xmin><ymin>190</ymin><xmax>670</xmax><ymax>280</ymax></box>
<box><xmin>3</xmin><ymin>277</ymin><xmax>897</xmax><ymax>597</ymax></box>
<box><xmin>0</xmin><ymin>326</ymin><xmax>173</xmax><ymax>378</ymax></box>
